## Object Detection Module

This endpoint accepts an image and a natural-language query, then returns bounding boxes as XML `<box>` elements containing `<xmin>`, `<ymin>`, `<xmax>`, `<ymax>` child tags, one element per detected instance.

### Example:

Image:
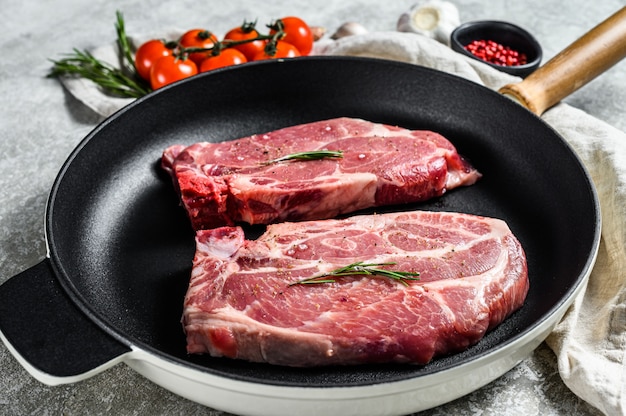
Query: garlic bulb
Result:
<box><xmin>397</xmin><ymin>1</ymin><xmax>460</xmax><ymax>45</ymax></box>
<box><xmin>331</xmin><ymin>22</ymin><xmax>369</xmax><ymax>40</ymax></box>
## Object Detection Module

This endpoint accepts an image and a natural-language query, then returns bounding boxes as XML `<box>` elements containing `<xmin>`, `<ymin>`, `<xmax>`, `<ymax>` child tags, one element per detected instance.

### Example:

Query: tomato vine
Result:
<box><xmin>48</xmin><ymin>11</ymin><xmax>315</xmax><ymax>97</ymax></box>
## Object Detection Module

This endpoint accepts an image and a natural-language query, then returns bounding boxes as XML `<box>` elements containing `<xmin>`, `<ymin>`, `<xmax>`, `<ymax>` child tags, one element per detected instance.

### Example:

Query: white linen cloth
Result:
<box><xmin>60</xmin><ymin>31</ymin><xmax>626</xmax><ymax>416</ymax></box>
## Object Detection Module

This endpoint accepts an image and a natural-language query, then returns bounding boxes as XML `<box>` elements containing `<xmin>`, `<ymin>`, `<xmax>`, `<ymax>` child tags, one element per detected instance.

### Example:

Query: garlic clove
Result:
<box><xmin>397</xmin><ymin>0</ymin><xmax>460</xmax><ymax>45</ymax></box>
<box><xmin>310</xmin><ymin>26</ymin><xmax>327</xmax><ymax>42</ymax></box>
<box><xmin>330</xmin><ymin>22</ymin><xmax>369</xmax><ymax>40</ymax></box>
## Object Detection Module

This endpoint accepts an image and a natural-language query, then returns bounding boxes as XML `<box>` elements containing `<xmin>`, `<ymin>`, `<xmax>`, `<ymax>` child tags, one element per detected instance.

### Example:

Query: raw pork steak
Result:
<box><xmin>162</xmin><ymin>118</ymin><xmax>481</xmax><ymax>230</ymax></box>
<box><xmin>182</xmin><ymin>211</ymin><xmax>528</xmax><ymax>366</ymax></box>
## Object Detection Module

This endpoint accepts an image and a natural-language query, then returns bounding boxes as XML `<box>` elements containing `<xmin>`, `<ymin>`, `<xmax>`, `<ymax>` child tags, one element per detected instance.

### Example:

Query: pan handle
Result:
<box><xmin>499</xmin><ymin>6</ymin><xmax>626</xmax><ymax>116</ymax></box>
<box><xmin>0</xmin><ymin>258</ymin><xmax>131</xmax><ymax>385</ymax></box>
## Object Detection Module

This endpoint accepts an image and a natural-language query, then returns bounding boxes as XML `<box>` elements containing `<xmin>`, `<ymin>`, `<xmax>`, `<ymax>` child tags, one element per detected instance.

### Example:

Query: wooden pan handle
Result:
<box><xmin>499</xmin><ymin>7</ymin><xmax>626</xmax><ymax>116</ymax></box>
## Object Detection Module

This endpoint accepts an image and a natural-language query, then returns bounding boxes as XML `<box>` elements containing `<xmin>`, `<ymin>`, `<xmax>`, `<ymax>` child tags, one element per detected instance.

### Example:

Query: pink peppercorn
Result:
<box><xmin>464</xmin><ymin>39</ymin><xmax>528</xmax><ymax>66</ymax></box>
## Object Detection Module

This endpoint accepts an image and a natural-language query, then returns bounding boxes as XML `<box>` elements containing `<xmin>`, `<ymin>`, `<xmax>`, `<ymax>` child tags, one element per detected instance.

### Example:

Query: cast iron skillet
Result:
<box><xmin>2</xmin><ymin>8</ymin><xmax>625</xmax><ymax>414</ymax></box>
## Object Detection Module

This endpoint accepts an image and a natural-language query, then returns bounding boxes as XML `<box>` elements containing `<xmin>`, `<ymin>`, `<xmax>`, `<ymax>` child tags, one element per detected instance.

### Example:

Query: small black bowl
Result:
<box><xmin>450</xmin><ymin>20</ymin><xmax>542</xmax><ymax>78</ymax></box>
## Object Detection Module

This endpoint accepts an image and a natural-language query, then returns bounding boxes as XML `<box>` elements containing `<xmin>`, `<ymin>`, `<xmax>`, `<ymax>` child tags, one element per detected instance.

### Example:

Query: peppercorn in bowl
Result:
<box><xmin>450</xmin><ymin>20</ymin><xmax>542</xmax><ymax>78</ymax></box>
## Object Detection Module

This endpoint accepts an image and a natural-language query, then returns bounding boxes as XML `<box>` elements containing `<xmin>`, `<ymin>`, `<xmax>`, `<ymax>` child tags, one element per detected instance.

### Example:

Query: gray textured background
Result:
<box><xmin>1</xmin><ymin>0</ymin><xmax>624</xmax><ymax>414</ymax></box>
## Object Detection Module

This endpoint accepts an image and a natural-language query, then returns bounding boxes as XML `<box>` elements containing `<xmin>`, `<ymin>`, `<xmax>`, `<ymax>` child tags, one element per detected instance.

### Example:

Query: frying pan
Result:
<box><xmin>1</xmin><ymin>8</ymin><xmax>624</xmax><ymax>416</ymax></box>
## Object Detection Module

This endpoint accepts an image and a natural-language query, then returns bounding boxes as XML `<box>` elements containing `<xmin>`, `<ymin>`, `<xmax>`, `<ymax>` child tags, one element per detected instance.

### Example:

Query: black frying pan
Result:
<box><xmin>5</xmin><ymin>7</ymin><xmax>626</xmax><ymax>412</ymax></box>
<box><xmin>0</xmin><ymin>56</ymin><xmax>600</xmax><ymax>414</ymax></box>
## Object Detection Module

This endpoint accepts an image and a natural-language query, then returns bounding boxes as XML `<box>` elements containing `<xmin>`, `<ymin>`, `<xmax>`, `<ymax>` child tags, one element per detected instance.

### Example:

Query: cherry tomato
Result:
<box><xmin>252</xmin><ymin>40</ymin><xmax>301</xmax><ymax>61</ymax></box>
<box><xmin>179</xmin><ymin>29</ymin><xmax>218</xmax><ymax>65</ymax></box>
<box><xmin>223</xmin><ymin>22</ymin><xmax>266</xmax><ymax>61</ymax></box>
<box><xmin>270</xmin><ymin>16</ymin><xmax>314</xmax><ymax>56</ymax></box>
<box><xmin>134</xmin><ymin>39</ymin><xmax>173</xmax><ymax>81</ymax></box>
<box><xmin>150</xmin><ymin>55</ymin><xmax>198</xmax><ymax>90</ymax></box>
<box><xmin>199</xmin><ymin>48</ymin><xmax>247</xmax><ymax>72</ymax></box>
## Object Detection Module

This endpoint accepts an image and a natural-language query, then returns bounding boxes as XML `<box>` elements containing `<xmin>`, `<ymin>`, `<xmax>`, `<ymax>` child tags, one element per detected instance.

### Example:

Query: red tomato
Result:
<box><xmin>134</xmin><ymin>39</ymin><xmax>173</xmax><ymax>81</ymax></box>
<box><xmin>252</xmin><ymin>40</ymin><xmax>301</xmax><ymax>61</ymax></box>
<box><xmin>199</xmin><ymin>48</ymin><xmax>247</xmax><ymax>72</ymax></box>
<box><xmin>270</xmin><ymin>16</ymin><xmax>314</xmax><ymax>55</ymax></box>
<box><xmin>150</xmin><ymin>55</ymin><xmax>198</xmax><ymax>90</ymax></box>
<box><xmin>179</xmin><ymin>29</ymin><xmax>218</xmax><ymax>65</ymax></box>
<box><xmin>223</xmin><ymin>22</ymin><xmax>266</xmax><ymax>61</ymax></box>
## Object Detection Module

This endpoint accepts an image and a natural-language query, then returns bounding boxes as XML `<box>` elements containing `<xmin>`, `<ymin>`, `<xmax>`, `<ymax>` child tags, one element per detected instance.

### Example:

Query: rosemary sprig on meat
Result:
<box><xmin>289</xmin><ymin>262</ymin><xmax>421</xmax><ymax>287</ymax></box>
<box><xmin>263</xmin><ymin>150</ymin><xmax>344</xmax><ymax>165</ymax></box>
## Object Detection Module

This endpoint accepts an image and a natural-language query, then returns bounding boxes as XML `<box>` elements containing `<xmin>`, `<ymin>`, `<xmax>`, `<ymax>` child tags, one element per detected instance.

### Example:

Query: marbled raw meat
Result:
<box><xmin>162</xmin><ymin>118</ymin><xmax>481</xmax><ymax>229</ymax></box>
<box><xmin>182</xmin><ymin>210</ymin><xmax>528</xmax><ymax>366</ymax></box>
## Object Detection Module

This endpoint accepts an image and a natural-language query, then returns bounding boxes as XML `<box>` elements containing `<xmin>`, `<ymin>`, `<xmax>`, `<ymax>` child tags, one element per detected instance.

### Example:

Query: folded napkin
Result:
<box><xmin>60</xmin><ymin>31</ymin><xmax>626</xmax><ymax>416</ymax></box>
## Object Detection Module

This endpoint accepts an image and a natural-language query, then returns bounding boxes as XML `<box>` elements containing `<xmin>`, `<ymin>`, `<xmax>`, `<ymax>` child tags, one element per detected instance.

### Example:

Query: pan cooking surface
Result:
<box><xmin>47</xmin><ymin>57</ymin><xmax>598</xmax><ymax>387</ymax></box>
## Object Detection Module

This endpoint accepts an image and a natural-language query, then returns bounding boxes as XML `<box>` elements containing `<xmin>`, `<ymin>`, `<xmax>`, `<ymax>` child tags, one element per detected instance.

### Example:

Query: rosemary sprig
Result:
<box><xmin>48</xmin><ymin>49</ymin><xmax>151</xmax><ymax>98</ymax></box>
<box><xmin>115</xmin><ymin>10</ymin><xmax>136</xmax><ymax>76</ymax></box>
<box><xmin>263</xmin><ymin>150</ymin><xmax>344</xmax><ymax>165</ymax></box>
<box><xmin>48</xmin><ymin>11</ymin><xmax>151</xmax><ymax>98</ymax></box>
<box><xmin>289</xmin><ymin>262</ymin><xmax>421</xmax><ymax>287</ymax></box>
